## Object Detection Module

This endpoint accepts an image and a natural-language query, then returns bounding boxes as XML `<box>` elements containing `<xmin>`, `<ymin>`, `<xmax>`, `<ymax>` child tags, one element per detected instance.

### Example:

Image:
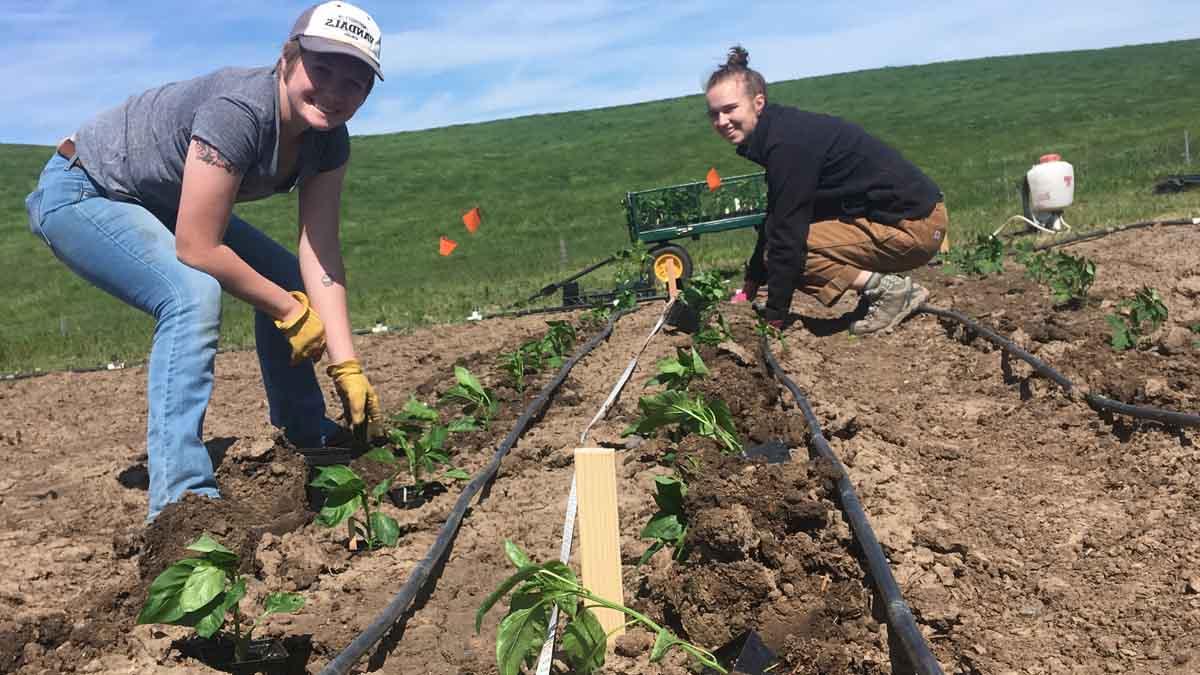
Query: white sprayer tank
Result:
<box><xmin>1026</xmin><ymin>154</ymin><xmax>1075</xmax><ymax>211</ymax></box>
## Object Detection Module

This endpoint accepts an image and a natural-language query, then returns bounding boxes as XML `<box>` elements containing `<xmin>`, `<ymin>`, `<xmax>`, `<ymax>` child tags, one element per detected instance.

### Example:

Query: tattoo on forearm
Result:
<box><xmin>193</xmin><ymin>139</ymin><xmax>241</xmax><ymax>176</ymax></box>
<box><xmin>321</xmin><ymin>273</ymin><xmax>334</xmax><ymax>287</ymax></box>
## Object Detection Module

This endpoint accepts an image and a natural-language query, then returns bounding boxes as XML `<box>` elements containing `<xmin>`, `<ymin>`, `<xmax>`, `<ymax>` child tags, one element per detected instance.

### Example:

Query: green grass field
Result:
<box><xmin>4</xmin><ymin>39</ymin><xmax>1200</xmax><ymax>373</ymax></box>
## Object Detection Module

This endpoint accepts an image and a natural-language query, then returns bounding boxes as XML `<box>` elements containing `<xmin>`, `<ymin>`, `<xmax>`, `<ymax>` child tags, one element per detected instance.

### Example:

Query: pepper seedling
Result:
<box><xmin>1106</xmin><ymin>286</ymin><xmax>1169</xmax><ymax>351</ymax></box>
<box><xmin>309</xmin><ymin>464</ymin><xmax>401</xmax><ymax>549</ymax></box>
<box><xmin>623</xmin><ymin>390</ymin><xmax>742</xmax><ymax>455</ymax></box>
<box><xmin>638</xmin><ymin>475</ymin><xmax>689</xmax><ymax>565</ymax></box>
<box><xmin>137</xmin><ymin>534</ymin><xmax>304</xmax><ymax>663</ymax></box>
<box><xmin>1021</xmin><ymin>249</ymin><xmax>1096</xmax><ymax>306</ymax></box>
<box><xmin>499</xmin><ymin>321</ymin><xmax>578</xmax><ymax>392</ymax></box>
<box><xmin>941</xmin><ymin>232</ymin><xmax>1005</xmax><ymax>277</ymax></box>
<box><xmin>441</xmin><ymin>366</ymin><xmax>499</xmax><ymax>428</ymax></box>
<box><xmin>370</xmin><ymin>422</ymin><xmax>469</xmax><ymax>496</ymax></box>
<box><xmin>647</xmin><ymin>347</ymin><xmax>709</xmax><ymax>391</ymax></box>
<box><xmin>693</xmin><ymin>311</ymin><xmax>733</xmax><ymax>347</ymax></box>
<box><xmin>476</xmin><ymin>540</ymin><xmax>727</xmax><ymax>675</ymax></box>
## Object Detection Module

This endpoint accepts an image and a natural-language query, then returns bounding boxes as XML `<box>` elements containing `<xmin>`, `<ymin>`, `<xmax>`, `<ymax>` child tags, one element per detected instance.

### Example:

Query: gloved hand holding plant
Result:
<box><xmin>327</xmin><ymin>359</ymin><xmax>384</xmax><ymax>443</ymax></box>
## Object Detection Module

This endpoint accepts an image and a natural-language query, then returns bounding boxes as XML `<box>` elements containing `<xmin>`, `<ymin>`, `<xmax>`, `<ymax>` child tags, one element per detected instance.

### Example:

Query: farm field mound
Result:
<box><xmin>0</xmin><ymin>223</ymin><xmax>1197</xmax><ymax>674</ymax></box>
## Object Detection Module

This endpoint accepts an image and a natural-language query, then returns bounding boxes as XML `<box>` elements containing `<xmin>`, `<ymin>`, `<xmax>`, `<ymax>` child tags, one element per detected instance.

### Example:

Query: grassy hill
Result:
<box><xmin>4</xmin><ymin>39</ymin><xmax>1200</xmax><ymax>372</ymax></box>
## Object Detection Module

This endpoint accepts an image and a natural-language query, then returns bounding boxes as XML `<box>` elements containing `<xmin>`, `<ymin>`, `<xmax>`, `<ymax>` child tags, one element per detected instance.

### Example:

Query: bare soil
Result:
<box><xmin>0</xmin><ymin>223</ymin><xmax>1197</xmax><ymax>675</ymax></box>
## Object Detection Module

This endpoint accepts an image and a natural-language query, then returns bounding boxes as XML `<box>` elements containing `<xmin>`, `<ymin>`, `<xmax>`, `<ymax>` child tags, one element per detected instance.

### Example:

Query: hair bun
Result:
<box><xmin>727</xmin><ymin>45</ymin><xmax>750</xmax><ymax>68</ymax></box>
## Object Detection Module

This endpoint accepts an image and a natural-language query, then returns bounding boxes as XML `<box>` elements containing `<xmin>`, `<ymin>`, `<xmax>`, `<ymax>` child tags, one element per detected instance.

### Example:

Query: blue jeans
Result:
<box><xmin>25</xmin><ymin>153</ymin><xmax>332</xmax><ymax>520</ymax></box>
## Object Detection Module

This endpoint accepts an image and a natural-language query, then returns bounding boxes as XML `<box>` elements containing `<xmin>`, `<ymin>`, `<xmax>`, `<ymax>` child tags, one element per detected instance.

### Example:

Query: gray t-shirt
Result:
<box><xmin>73</xmin><ymin>66</ymin><xmax>349</xmax><ymax>215</ymax></box>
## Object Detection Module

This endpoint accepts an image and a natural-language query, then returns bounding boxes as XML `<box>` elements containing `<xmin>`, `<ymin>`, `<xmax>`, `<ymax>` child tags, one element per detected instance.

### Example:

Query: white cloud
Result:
<box><xmin>5</xmin><ymin>0</ymin><xmax>1200</xmax><ymax>144</ymax></box>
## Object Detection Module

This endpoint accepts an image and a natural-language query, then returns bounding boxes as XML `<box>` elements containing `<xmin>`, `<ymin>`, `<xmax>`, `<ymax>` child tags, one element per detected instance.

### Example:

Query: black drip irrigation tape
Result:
<box><xmin>920</xmin><ymin>305</ymin><xmax>1200</xmax><ymax>428</ymax></box>
<box><xmin>478</xmin><ymin>293</ymin><xmax>668</xmax><ymax>321</ymax></box>
<box><xmin>760</xmin><ymin>337</ymin><xmax>944</xmax><ymax>675</ymax></box>
<box><xmin>1030</xmin><ymin>216</ymin><xmax>1198</xmax><ymax>251</ymax></box>
<box><xmin>925</xmin><ymin>216</ymin><xmax>1198</xmax><ymax>269</ymax></box>
<box><xmin>318</xmin><ymin>308</ymin><xmax>631</xmax><ymax>675</ymax></box>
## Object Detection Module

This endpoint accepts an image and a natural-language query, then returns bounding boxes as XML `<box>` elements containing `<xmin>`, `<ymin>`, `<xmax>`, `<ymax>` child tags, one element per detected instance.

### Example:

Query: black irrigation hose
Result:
<box><xmin>480</xmin><ymin>293</ymin><xmax>669</xmax><ymax>320</ymax></box>
<box><xmin>760</xmin><ymin>338</ymin><xmax>944</xmax><ymax>675</ymax></box>
<box><xmin>508</xmin><ymin>254</ymin><xmax>620</xmax><ymax>309</ymax></box>
<box><xmin>1029</xmin><ymin>216</ymin><xmax>1198</xmax><ymax>251</ymax></box>
<box><xmin>920</xmin><ymin>305</ymin><xmax>1200</xmax><ymax>428</ymax></box>
<box><xmin>925</xmin><ymin>216</ymin><xmax>1198</xmax><ymax>269</ymax></box>
<box><xmin>319</xmin><ymin>308</ymin><xmax>631</xmax><ymax>675</ymax></box>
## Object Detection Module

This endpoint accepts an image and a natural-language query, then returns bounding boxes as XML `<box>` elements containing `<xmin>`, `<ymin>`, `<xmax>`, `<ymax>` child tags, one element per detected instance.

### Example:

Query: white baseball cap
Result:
<box><xmin>289</xmin><ymin>2</ymin><xmax>384</xmax><ymax>80</ymax></box>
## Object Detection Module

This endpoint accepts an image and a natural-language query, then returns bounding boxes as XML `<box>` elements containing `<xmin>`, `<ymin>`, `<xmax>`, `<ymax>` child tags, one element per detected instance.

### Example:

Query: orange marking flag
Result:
<box><xmin>439</xmin><ymin>236</ymin><xmax>458</xmax><ymax>256</ymax></box>
<box><xmin>463</xmin><ymin>207</ymin><xmax>482</xmax><ymax>233</ymax></box>
<box><xmin>706</xmin><ymin>167</ymin><xmax>721</xmax><ymax>191</ymax></box>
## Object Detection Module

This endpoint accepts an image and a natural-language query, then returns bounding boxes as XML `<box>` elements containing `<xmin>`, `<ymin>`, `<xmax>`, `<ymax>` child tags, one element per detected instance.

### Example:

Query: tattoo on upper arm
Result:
<box><xmin>193</xmin><ymin>139</ymin><xmax>242</xmax><ymax>177</ymax></box>
<box><xmin>321</xmin><ymin>273</ymin><xmax>334</xmax><ymax>287</ymax></box>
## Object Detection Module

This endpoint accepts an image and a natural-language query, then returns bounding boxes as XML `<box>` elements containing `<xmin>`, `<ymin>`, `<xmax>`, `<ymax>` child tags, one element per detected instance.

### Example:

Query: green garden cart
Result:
<box><xmin>625</xmin><ymin>171</ymin><xmax>768</xmax><ymax>285</ymax></box>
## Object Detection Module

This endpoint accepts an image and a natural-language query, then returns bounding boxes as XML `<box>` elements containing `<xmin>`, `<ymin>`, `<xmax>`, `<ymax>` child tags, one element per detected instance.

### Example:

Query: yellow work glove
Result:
<box><xmin>274</xmin><ymin>291</ymin><xmax>326</xmax><ymax>366</ymax></box>
<box><xmin>327</xmin><ymin>359</ymin><xmax>384</xmax><ymax>442</ymax></box>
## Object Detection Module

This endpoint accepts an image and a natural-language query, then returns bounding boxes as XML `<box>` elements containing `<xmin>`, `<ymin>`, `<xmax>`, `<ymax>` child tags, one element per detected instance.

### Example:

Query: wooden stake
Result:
<box><xmin>665</xmin><ymin>259</ymin><xmax>678</xmax><ymax>300</ymax></box>
<box><xmin>574</xmin><ymin>448</ymin><xmax>625</xmax><ymax>642</ymax></box>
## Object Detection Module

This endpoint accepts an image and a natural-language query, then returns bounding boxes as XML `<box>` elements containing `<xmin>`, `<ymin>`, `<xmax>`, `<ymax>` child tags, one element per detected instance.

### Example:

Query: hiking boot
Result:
<box><xmin>848</xmin><ymin>274</ymin><xmax>929</xmax><ymax>336</ymax></box>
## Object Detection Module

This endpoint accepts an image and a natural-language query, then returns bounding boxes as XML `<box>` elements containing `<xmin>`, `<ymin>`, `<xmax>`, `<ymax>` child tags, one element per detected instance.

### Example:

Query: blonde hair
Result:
<box><xmin>706</xmin><ymin>45</ymin><xmax>767</xmax><ymax>102</ymax></box>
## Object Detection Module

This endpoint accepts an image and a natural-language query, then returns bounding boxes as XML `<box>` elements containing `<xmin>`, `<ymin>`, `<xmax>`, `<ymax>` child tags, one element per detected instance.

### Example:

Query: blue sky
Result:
<box><xmin>3</xmin><ymin>1</ymin><xmax>1198</xmax><ymax>145</ymax></box>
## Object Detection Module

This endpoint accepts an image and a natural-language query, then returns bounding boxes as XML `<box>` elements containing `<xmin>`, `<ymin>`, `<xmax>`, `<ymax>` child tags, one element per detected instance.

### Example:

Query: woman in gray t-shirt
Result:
<box><xmin>23</xmin><ymin>2</ymin><xmax>387</xmax><ymax>522</ymax></box>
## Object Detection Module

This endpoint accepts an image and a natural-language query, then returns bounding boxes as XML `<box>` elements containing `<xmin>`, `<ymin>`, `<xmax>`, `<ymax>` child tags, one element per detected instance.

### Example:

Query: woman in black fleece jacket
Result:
<box><xmin>706</xmin><ymin>46</ymin><xmax>948</xmax><ymax>335</ymax></box>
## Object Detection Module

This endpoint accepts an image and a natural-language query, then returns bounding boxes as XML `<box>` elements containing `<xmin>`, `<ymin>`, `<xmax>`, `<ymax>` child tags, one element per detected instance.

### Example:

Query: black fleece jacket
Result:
<box><xmin>736</xmin><ymin>104</ymin><xmax>942</xmax><ymax>313</ymax></box>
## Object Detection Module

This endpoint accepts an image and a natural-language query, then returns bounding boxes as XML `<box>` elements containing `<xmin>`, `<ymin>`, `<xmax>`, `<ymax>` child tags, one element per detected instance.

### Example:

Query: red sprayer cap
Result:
<box><xmin>1039</xmin><ymin>153</ymin><xmax>1062</xmax><ymax>163</ymax></box>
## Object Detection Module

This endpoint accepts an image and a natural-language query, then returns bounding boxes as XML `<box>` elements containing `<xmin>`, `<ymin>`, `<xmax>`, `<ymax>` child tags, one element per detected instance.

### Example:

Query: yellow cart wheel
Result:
<box><xmin>649</xmin><ymin>244</ymin><xmax>693</xmax><ymax>286</ymax></box>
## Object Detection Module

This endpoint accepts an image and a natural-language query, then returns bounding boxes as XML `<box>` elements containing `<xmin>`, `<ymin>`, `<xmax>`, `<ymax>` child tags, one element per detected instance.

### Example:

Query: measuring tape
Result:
<box><xmin>534</xmin><ymin>299</ymin><xmax>675</xmax><ymax>675</ymax></box>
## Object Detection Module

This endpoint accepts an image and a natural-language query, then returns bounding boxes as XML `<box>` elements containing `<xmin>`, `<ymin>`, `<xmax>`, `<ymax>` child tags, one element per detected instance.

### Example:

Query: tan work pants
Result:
<box><xmin>801</xmin><ymin>202</ymin><xmax>949</xmax><ymax>306</ymax></box>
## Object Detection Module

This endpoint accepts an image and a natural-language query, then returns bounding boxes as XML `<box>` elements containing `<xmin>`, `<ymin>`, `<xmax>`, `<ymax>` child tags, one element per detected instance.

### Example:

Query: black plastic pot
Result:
<box><xmin>292</xmin><ymin>445</ymin><xmax>365</xmax><ymax>467</ymax></box>
<box><xmin>387</xmin><ymin>482</ymin><xmax>448</xmax><ymax>510</ymax></box>
<box><xmin>665</xmin><ymin>301</ymin><xmax>701</xmax><ymax>334</ymax></box>
<box><xmin>707</xmin><ymin>630</ymin><xmax>775</xmax><ymax>674</ymax></box>
<box><xmin>743</xmin><ymin>439</ymin><xmax>791</xmax><ymax>464</ymax></box>
<box><xmin>196</xmin><ymin>637</ymin><xmax>289</xmax><ymax>675</ymax></box>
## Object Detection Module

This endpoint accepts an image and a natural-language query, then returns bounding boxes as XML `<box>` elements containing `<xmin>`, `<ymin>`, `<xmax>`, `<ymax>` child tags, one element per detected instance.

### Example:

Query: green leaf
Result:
<box><xmin>178</xmin><ymin>562</ymin><xmax>226</xmax><ymax>613</ymax></box>
<box><xmin>448</xmin><ymin>417</ymin><xmax>479</xmax><ymax>432</ymax></box>
<box><xmin>638</xmin><ymin>540</ymin><xmax>666</xmax><ymax>566</ymax></box>
<box><xmin>184</xmin><ymin>530</ymin><xmax>234</xmax><ymax>557</ymax></box>
<box><xmin>443</xmin><ymin>467</ymin><xmax>471</xmax><ymax>481</ymax></box>
<box><xmin>369</xmin><ymin>512</ymin><xmax>401</xmax><ymax>547</ymax></box>
<box><xmin>454</xmin><ymin>366</ymin><xmax>486</xmax><ymax>398</ymax></box>
<box><xmin>370</xmin><ymin>477</ymin><xmax>394</xmax><ymax>500</ymax></box>
<box><xmin>650</xmin><ymin>628</ymin><xmax>678</xmax><ymax>661</ymax></box>
<box><xmin>365</xmin><ymin>446</ymin><xmax>399</xmax><ymax>465</ymax></box>
<box><xmin>540</xmin><ymin>560</ymin><xmax>579</xmax><ymax>591</ymax></box>
<box><xmin>1106</xmin><ymin>314</ymin><xmax>1134</xmax><ymax>351</ymax></box>
<box><xmin>561</xmin><ymin>607</ymin><xmax>607</xmax><ymax>673</ymax></box>
<box><xmin>496</xmin><ymin>600</ymin><xmax>551</xmax><ymax>675</ymax></box>
<box><xmin>422</xmin><ymin>425</ymin><xmax>449</xmax><ymax>451</ymax></box>
<box><xmin>476</xmin><ymin>565</ymin><xmax>542</xmax><ymax>633</ymax></box>
<box><xmin>504</xmin><ymin>540</ymin><xmax>534</xmax><ymax>569</ymax></box>
<box><xmin>262</xmin><ymin>591</ymin><xmax>305</xmax><ymax>617</ymax></box>
<box><xmin>189</xmin><ymin>591</ymin><xmax>232</xmax><ymax>638</ymax></box>
<box><xmin>401</xmin><ymin>397</ymin><xmax>439</xmax><ymax>422</ymax></box>
<box><xmin>316</xmin><ymin>491</ymin><xmax>364</xmax><ymax>528</ymax></box>
<box><xmin>138</xmin><ymin>558</ymin><xmax>203</xmax><ymax>625</ymax></box>
<box><xmin>193</xmin><ymin>577</ymin><xmax>244</xmax><ymax>638</ymax></box>
<box><xmin>640</xmin><ymin>513</ymin><xmax>684</xmax><ymax>541</ymax></box>
<box><xmin>651</xmin><ymin>475</ymin><xmax>686</xmax><ymax>513</ymax></box>
<box><xmin>309</xmin><ymin>465</ymin><xmax>366</xmax><ymax>492</ymax></box>
<box><xmin>709</xmin><ymin>398</ymin><xmax>742</xmax><ymax>453</ymax></box>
